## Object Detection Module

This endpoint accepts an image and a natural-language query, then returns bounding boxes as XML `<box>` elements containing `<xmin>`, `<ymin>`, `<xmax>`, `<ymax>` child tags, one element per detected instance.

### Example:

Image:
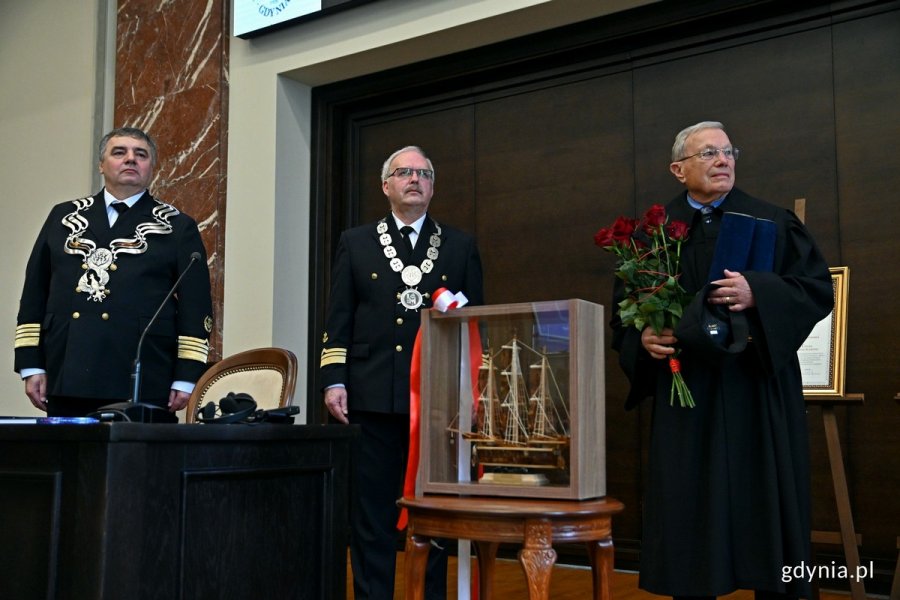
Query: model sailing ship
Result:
<box><xmin>453</xmin><ymin>335</ymin><xmax>570</xmax><ymax>484</ymax></box>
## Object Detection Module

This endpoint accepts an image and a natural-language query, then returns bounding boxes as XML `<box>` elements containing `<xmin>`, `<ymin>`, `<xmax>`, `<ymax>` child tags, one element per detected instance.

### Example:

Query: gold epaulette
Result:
<box><xmin>320</xmin><ymin>347</ymin><xmax>347</xmax><ymax>367</ymax></box>
<box><xmin>15</xmin><ymin>323</ymin><xmax>41</xmax><ymax>348</ymax></box>
<box><xmin>178</xmin><ymin>335</ymin><xmax>210</xmax><ymax>363</ymax></box>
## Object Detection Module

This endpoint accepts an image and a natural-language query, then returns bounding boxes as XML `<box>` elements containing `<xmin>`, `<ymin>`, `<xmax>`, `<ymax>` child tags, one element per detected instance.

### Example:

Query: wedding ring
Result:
<box><xmin>725</xmin><ymin>296</ymin><xmax>732</xmax><ymax>304</ymax></box>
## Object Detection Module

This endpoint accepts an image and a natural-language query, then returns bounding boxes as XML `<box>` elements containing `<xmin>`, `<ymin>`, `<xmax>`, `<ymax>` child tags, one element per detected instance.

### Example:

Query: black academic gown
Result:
<box><xmin>612</xmin><ymin>188</ymin><xmax>833</xmax><ymax>597</ymax></box>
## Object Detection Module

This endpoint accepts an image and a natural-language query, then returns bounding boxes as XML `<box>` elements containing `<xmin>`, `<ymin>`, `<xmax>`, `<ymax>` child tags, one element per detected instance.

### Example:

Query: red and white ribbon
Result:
<box><xmin>397</xmin><ymin>288</ymin><xmax>478</xmax><ymax>531</ymax></box>
<box><xmin>432</xmin><ymin>287</ymin><xmax>468</xmax><ymax>312</ymax></box>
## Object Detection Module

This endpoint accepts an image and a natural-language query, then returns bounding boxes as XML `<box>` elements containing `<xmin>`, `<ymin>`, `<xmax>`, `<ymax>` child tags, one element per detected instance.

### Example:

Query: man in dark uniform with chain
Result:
<box><xmin>320</xmin><ymin>146</ymin><xmax>484</xmax><ymax>599</ymax></box>
<box><xmin>15</xmin><ymin>127</ymin><xmax>213</xmax><ymax>418</ymax></box>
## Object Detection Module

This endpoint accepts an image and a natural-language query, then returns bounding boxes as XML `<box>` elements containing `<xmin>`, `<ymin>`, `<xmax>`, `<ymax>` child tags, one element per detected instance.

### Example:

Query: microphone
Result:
<box><xmin>132</xmin><ymin>252</ymin><xmax>201</xmax><ymax>405</ymax></box>
<box><xmin>93</xmin><ymin>252</ymin><xmax>202</xmax><ymax>423</ymax></box>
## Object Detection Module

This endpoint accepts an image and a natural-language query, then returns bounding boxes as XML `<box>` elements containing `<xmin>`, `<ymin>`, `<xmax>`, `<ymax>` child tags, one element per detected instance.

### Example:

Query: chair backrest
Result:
<box><xmin>185</xmin><ymin>347</ymin><xmax>298</xmax><ymax>423</ymax></box>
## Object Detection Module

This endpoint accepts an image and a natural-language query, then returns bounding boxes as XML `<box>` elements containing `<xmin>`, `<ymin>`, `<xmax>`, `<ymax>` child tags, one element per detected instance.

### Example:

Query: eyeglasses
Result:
<box><xmin>676</xmin><ymin>147</ymin><xmax>740</xmax><ymax>162</ymax></box>
<box><xmin>387</xmin><ymin>167</ymin><xmax>434</xmax><ymax>181</ymax></box>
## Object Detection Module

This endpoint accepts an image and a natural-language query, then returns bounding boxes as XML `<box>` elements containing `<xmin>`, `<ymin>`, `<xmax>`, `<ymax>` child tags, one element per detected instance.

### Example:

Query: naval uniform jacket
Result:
<box><xmin>15</xmin><ymin>190</ymin><xmax>213</xmax><ymax>403</ymax></box>
<box><xmin>320</xmin><ymin>214</ymin><xmax>484</xmax><ymax>414</ymax></box>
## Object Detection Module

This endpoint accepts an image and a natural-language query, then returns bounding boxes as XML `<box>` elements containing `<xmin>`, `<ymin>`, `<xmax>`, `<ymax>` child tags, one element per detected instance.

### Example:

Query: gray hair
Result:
<box><xmin>98</xmin><ymin>127</ymin><xmax>158</xmax><ymax>166</ymax></box>
<box><xmin>380</xmin><ymin>146</ymin><xmax>435</xmax><ymax>182</ymax></box>
<box><xmin>671</xmin><ymin>121</ymin><xmax>726</xmax><ymax>162</ymax></box>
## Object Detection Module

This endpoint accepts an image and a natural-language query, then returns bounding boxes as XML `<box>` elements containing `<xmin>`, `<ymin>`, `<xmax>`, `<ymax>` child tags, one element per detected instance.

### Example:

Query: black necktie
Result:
<box><xmin>111</xmin><ymin>202</ymin><xmax>129</xmax><ymax>215</ymax></box>
<box><xmin>700</xmin><ymin>205</ymin><xmax>714</xmax><ymax>224</ymax></box>
<box><xmin>400</xmin><ymin>225</ymin><xmax>414</xmax><ymax>254</ymax></box>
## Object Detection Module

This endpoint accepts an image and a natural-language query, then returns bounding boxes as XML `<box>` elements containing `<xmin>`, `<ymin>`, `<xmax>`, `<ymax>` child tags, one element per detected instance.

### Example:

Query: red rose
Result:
<box><xmin>610</xmin><ymin>216</ymin><xmax>639</xmax><ymax>244</ymax></box>
<box><xmin>593</xmin><ymin>204</ymin><xmax>694</xmax><ymax>407</ymax></box>
<box><xmin>593</xmin><ymin>226</ymin><xmax>615</xmax><ymax>248</ymax></box>
<box><xmin>666</xmin><ymin>220</ymin><xmax>690</xmax><ymax>241</ymax></box>
<box><xmin>642</xmin><ymin>204</ymin><xmax>667</xmax><ymax>235</ymax></box>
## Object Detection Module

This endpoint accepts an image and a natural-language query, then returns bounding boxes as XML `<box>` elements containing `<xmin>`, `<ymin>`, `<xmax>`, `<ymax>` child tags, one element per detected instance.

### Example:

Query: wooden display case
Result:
<box><xmin>417</xmin><ymin>299</ymin><xmax>605</xmax><ymax>500</ymax></box>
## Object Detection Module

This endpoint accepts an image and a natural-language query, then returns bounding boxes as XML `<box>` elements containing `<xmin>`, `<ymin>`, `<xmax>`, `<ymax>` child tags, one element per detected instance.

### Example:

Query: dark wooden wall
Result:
<box><xmin>309</xmin><ymin>0</ymin><xmax>900</xmax><ymax>586</ymax></box>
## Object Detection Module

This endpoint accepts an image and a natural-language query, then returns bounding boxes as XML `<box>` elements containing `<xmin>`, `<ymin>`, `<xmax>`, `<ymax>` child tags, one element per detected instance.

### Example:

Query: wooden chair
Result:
<box><xmin>185</xmin><ymin>347</ymin><xmax>298</xmax><ymax>423</ymax></box>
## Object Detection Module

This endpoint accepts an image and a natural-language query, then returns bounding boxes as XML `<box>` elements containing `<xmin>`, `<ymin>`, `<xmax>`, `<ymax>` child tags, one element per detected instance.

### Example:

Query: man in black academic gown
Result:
<box><xmin>320</xmin><ymin>146</ymin><xmax>484</xmax><ymax>599</ymax></box>
<box><xmin>612</xmin><ymin>121</ymin><xmax>833</xmax><ymax>599</ymax></box>
<box><xmin>15</xmin><ymin>127</ymin><xmax>213</xmax><ymax>418</ymax></box>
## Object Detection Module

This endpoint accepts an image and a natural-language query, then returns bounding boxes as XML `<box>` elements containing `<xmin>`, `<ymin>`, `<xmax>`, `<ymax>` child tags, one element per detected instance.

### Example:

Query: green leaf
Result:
<box><xmin>647</xmin><ymin>311</ymin><xmax>664</xmax><ymax>334</ymax></box>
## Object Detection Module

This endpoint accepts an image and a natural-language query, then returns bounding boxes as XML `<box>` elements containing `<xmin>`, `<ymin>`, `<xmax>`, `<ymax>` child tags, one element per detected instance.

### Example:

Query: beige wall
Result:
<box><xmin>0</xmin><ymin>0</ymin><xmax>650</xmax><ymax>419</ymax></box>
<box><xmin>0</xmin><ymin>0</ymin><xmax>113</xmax><ymax>416</ymax></box>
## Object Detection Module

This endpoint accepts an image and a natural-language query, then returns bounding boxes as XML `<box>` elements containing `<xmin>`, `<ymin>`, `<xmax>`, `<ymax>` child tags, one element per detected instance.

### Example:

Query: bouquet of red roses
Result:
<box><xmin>595</xmin><ymin>204</ymin><xmax>695</xmax><ymax>408</ymax></box>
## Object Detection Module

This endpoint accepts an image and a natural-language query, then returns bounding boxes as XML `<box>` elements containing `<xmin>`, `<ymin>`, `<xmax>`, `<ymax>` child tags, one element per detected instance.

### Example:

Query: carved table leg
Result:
<box><xmin>473</xmin><ymin>540</ymin><xmax>500</xmax><ymax>599</ymax></box>
<box><xmin>519</xmin><ymin>519</ymin><xmax>557</xmax><ymax>600</ymax></box>
<box><xmin>404</xmin><ymin>533</ymin><xmax>431</xmax><ymax>600</ymax></box>
<box><xmin>587</xmin><ymin>536</ymin><xmax>615</xmax><ymax>600</ymax></box>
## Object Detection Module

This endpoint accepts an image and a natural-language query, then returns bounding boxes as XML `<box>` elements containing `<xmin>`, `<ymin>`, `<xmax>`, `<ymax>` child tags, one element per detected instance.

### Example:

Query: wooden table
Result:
<box><xmin>398</xmin><ymin>495</ymin><xmax>624</xmax><ymax>600</ymax></box>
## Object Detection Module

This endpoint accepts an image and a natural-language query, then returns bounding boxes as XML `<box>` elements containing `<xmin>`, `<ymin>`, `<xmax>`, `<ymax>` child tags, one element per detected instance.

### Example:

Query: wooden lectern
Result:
<box><xmin>0</xmin><ymin>422</ymin><xmax>356</xmax><ymax>600</ymax></box>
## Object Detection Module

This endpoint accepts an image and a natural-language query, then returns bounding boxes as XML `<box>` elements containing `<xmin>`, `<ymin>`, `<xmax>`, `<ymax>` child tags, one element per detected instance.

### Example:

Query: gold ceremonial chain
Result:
<box><xmin>62</xmin><ymin>196</ymin><xmax>178</xmax><ymax>301</ymax></box>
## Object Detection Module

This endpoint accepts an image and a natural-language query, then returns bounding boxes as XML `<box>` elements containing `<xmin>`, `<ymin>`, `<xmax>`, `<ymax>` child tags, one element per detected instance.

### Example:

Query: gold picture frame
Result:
<box><xmin>800</xmin><ymin>266</ymin><xmax>849</xmax><ymax>396</ymax></box>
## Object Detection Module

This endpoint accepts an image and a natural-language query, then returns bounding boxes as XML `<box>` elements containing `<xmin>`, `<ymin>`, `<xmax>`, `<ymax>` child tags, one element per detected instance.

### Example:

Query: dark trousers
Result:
<box><xmin>348</xmin><ymin>410</ymin><xmax>447</xmax><ymax>600</ymax></box>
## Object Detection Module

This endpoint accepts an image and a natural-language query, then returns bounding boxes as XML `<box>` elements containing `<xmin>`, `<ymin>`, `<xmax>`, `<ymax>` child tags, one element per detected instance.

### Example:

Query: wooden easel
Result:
<box><xmin>805</xmin><ymin>393</ymin><xmax>865</xmax><ymax>600</ymax></box>
<box><xmin>795</xmin><ymin>198</ymin><xmax>866</xmax><ymax>600</ymax></box>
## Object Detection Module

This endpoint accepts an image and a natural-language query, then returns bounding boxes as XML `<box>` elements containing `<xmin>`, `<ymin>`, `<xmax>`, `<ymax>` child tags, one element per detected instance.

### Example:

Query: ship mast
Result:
<box><xmin>500</xmin><ymin>337</ymin><xmax>529</xmax><ymax>445</ymax></box>
<box><xmin>529</xmin><ymin>355</ymin><xmax>555</xmax><ymax>438</ymax></box>
<box><xmin>479</xmin><ymin>353</ymin><xmax>496</xmax><ymax>439</ymax></box>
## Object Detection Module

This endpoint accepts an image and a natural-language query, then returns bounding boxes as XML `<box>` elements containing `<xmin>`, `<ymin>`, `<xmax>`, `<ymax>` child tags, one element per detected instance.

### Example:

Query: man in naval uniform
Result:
<box><xmin>15</xmin><ymin>127</ymin><xmax>213</xmax><ymax>418</ymax></box>
<box><xmin>320</xmin><ymin>146</ymin><xmax>484</xmax><ymax>600</ymax></box>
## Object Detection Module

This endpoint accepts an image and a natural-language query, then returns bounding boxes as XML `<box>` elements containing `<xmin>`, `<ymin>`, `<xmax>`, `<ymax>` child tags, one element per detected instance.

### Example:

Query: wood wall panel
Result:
<box><xmin>474</xmin><ymin>74</ymin><xmax>634</xmax><ymax>306</ymax></box>
<box><xmin>832</xmin><ymin>8</ymin><xmax>900</xmax><ymax>564</ymax></box>
<box><xmin>312</xmin><ymin>0</ymin><xmax>900</xmax><ymax>585</ymax></box>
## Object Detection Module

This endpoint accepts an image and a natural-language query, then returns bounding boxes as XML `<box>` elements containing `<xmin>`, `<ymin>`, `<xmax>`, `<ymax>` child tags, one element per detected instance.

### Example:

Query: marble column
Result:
<box><xmin>114</xmin><ymin>0</ymin><xmax>228</xmax><ymax>361</ymax></box>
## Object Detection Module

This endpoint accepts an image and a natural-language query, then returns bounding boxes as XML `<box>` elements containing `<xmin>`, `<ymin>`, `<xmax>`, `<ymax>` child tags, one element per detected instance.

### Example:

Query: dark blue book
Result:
<box><xmin>747</xmin><ymin>217</ymin><xmax>776</xmax><ymax>271</ymax></box>
<box><xmin>707</xmin><ymin>212</ymin><xmax>756</xmax><ymax>281</ymax></box>
<box><xmin>707</xmin><ymin>212</ymin><xmax>777</xmax><ymax>282</ymax></box>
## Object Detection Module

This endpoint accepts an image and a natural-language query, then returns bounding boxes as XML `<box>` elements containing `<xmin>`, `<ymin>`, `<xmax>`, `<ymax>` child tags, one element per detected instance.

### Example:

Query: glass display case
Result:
<box><xmin>417</xmin><ymin>299</ymin><xmax>605</xmax><ymax>499</ymax></box>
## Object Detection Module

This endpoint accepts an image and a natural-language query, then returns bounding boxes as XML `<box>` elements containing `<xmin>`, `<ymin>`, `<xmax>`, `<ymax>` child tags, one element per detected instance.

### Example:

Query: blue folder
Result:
<box><xmin>707</xmin><ymin>212</ymin><xmax>776</xmax><ymax>281</ymax></box>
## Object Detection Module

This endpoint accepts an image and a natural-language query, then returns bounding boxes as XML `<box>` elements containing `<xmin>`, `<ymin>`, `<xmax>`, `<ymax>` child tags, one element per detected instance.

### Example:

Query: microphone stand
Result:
<box><xmin>95</xmin><ymin>253</ymin><xmax>201</xmax><ymax>423</ymax></box>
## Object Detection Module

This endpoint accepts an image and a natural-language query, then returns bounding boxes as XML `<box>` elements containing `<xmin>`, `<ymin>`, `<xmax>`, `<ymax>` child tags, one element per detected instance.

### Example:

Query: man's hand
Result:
<box><xmin>709</xmin><ymin>269</ymin><xmax>756</xmax><ymax>311</ymax></box>
<box><xmin>25</xmin><ymin>374</ymin><xmax>47</xmax><ymax>412</ymax></box>
<box><xmin>168</xmin><ymin>389</ymin><xmax>190</xmax><ymax>412</ymax></box>
<box><xmin>324</xmin><ymin>387</ymin><xmax>349</xmax><ymax>424</ymax></box>
<box><xmin>641</xmin><ymin>327</ymin><xmax>678</xmax><ymax>360</ymax></box>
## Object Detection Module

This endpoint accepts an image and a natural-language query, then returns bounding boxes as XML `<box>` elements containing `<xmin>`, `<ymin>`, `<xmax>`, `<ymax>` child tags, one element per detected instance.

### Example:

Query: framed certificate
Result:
<box><xmin>800</xmin><ymin>266</ymin><xmax>849</xmax><ymax>396</ymax></box>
